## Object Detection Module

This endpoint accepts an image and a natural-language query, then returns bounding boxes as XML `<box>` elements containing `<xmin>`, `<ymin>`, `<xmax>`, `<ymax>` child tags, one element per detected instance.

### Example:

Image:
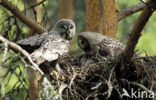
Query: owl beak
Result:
<box><xmin>66</xmin><ymin>28</ymin><xmax>72</xmax><ymax>40</ymax></box>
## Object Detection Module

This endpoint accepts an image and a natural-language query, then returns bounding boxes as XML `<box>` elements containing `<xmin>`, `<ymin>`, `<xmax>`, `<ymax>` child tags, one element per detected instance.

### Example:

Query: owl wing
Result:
<box><xmin>16</xmin><ymin>32</ymin><xmax>49</xmax><ymax>53</ymax></box>
<box><xmin>31</xmin><ymin>35</ymin><xmax>69</xmax><ymax>64</ymax></box>
<box><xmin>99</xmin><ymin>36</ymin><xmax>125</xmax><ymax>57</ymax></box>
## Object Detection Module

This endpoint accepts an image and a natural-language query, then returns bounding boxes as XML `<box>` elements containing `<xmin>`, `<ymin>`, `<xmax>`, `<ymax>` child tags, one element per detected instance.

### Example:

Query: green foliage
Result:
<box><xmin>0</xmin><ymin>0</ymin><xmax>156</xmax><ymax>99</ymax></box>
<box><xmin>1</xmin><ymin>0</ymin><xmax>155</xmax><ymax>56</ymax></box>
<box><xmin>117</xmin><ymin>0</ymin><xmax>156</xmax><ymax>55</ymax></box>
<box><xmin>0</xmin><ymin>49</ymin><xmax>29</xmax><ymax>100</ymax></box>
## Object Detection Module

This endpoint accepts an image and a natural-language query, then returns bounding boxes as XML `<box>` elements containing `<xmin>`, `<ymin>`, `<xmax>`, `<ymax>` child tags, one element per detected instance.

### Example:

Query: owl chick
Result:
<box><xmin>17</xmin><ymin>19</ymin><xmax>76</xmax><ymax>64</ymax></box>
<box><xmin>77</xmin><ymin>32</ymin><xmax>124</xmax><ymax>58</ymax></box>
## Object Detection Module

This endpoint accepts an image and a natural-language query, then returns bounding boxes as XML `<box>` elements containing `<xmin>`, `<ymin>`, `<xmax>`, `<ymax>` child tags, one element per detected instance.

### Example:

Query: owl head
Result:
<box><xmin>77</xmin><ymin>32</ymin><xmax>105</xmax><ymax>53</ymax></box>
<box><xmin>52</xmin><ymin>19</ymin><xmax>76</xmax><ymax>40</ymax></box>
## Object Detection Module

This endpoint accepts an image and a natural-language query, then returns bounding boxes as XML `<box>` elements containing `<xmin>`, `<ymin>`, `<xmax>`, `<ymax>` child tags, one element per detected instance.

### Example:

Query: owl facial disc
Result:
<box><xmin>62</xmin><ymin>24</ymin><xmax>73</xmax><ymax>40</ymax></box>
<box><xmin>55</xmin><ymin>19</ymin><xmax>76</xmax><ymax>41</ymax></box>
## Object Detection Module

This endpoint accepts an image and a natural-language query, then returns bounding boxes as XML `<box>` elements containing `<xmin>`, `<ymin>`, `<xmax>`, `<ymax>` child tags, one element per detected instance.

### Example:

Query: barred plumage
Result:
<box><xmin>17</xmin><ymin>19</ymin><xmax>76</xmax><ymax>64</ymax></box>
<box><xmin>77</xmin><ymin>32</ymin><xmax>124</xmax><ymax>58</ymax></box>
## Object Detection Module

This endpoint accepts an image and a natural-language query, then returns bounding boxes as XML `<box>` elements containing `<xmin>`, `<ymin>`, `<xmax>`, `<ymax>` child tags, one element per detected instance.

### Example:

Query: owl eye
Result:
<box><xmin>69</xmin><ymin>25</ymin><xmax>73</xmax><ymax>29</ymax></box>
<box><xmin>61</xmin><ymin>25</ymin><xmax>66</xmax><ymax>30</ymax></box>
<box><xmin>78</xmin><ymin>39</ymin><xmax>86</xmax><ymax>47</ymax></box>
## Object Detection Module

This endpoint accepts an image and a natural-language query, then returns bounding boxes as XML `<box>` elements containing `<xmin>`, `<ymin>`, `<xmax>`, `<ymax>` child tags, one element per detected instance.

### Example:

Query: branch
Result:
<box><xmin>0</xmin><ymin>0</ymin><xmax>46</xmax><ymax>34</ymax></box>
<box><xmin>118</xmin><ymin>2</ymin><xmax>145</xmax><ymax>21</ymax></box>
<box><xmin>0</xmin><ymin>34</ymin><xmax>44</xmax><ymax>75</ymax></box>
<box><xmin>123</xmin><ymin>0</ymin><xmax>156</xmax><ymax>61</ymax></box>
<box><xmin>0</xmin><ymin>34</ymin><xmax>55</xmax><ymax>99</ymax></box>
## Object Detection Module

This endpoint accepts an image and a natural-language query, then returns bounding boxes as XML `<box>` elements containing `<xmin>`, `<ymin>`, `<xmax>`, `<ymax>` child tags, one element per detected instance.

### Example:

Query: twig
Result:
<box><xmin>121</xmin><ymin>79</ymin><xmax>155</xmax><ymax>94</ymax></box>
<box><xmin>0</xmin><ymin>34</ymin><xmax>43</xmax><ymax>74</ymax></box>
<box><xmin>58</xmin><ymin>84</ymin><xmax>67</xmax><ymax>99</ymax></box>
<box><xmin>106</xmin><ymin>67</ymin><xmax>114</xmax><ymax>99</ymax></box>
<box><xmin>129</xmin><ymin>82</ymin><xmax>155</xmax><ymax>94</ymax></box>
<box><xmin>134</xmin><ymin>55</ymin><xmax>156</xmax><ymax>59</ymax></box>
<box><xmin>2</xmin><ymin>42</ymin><xmax>8</xmax><ymax>62</ymax></box>
<box><xmin>123</xmin><ymin>0</ymin><xmax>156</xmax><ymax>61</ymax></box>
<box><xmin>118</xmin><ymin>2</ymin><xmax>145</xmax><ymax>21</ymax></box>
<box><xmin>69</xmin><ymin>74</ymin><xmax>76</xmax><ymax>88</ymax></box>
<box><xmin>0</xmin><ymin>0</ymin><xmax>46</xmax><ymax>34</ymax></box>
<box><xmin>0</xmin><ymin>34</ymin><xmax>55</xmax><ymax>96</ymax></box>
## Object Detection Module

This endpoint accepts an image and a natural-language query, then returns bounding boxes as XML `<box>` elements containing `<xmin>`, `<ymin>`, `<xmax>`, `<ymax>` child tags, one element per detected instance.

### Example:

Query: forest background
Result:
<box><xmin>0</xmin><ymin>0</ymin><xmax>156</xmax><ymax>99</ymax></box>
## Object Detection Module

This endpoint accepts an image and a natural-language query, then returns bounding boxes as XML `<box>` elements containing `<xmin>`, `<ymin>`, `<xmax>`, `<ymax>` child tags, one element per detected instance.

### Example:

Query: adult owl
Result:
<box><xmin>77</xmin><ymin>32</ymin><xmax>124</xmax><ymax>58</ymax></box>
<box><xmin>17</xmin><ymin>19</ymin><xmax>76</xmax><ymax>64</ymax></box>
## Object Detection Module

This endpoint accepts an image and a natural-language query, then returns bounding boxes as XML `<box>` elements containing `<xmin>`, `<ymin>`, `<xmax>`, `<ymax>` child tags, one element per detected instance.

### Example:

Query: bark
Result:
<box><xmin>60</xmin><ymin>0</ymin><xmax>73</xmax><ymax>19</ymax></box>
<box><xmin>102</xmin><ymin>0</ymin><xmax>119</xmax><ymax>38</ymax></box>
<box><xmin>26</xmin><ymin>0</ymin><xmax>42</xmax><ymax>99</ymax></box>
<box><xmin>86</xmin><ymin>0</ymin><xmax>101</xmax><ymax>32</ymax></box>
<box><xmin>29</xmin><ymin>69</ymin><xmax>41</xmax><ymax>100</ymax></box>
<box><xmin>86</xmin><ymin>0</ymin><xmax>119</xmax><ymax>38</ymax></box>
<box><xmin>118</xmin><ymin>2</ymin><xmax>145</xmax><ymax>21</ymax></box>
<box><xmin>0</xmin><ymin>0</ymin><xmax>46</xmax><ymax>34</ymax></box>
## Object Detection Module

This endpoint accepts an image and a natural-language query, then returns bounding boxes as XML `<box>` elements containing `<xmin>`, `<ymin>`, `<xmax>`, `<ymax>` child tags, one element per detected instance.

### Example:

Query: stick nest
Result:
<box><xmin>49</xmin><ymin>53</ymin><xmax>156</xmax><ymax>100</ymax></box>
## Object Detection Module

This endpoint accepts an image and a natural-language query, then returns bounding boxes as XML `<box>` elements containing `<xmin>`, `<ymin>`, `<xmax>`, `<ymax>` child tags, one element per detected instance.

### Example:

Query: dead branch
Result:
<box><xmin>0</xmin><ymin>0</ymin><xmax>46</xmax><ymax>34</ymax></box>
<box><xmin>52</xmin><ymin>50</ymin><xmax>156</xmax><ymax>99</ymax></box>
<box><xmin>123</xmin><ymin>0</ymin><xmax>156</xmax><ymax>61</ymax></box>
<box><xmin>0</xmin><ymin>34</ymin><xmax>56</xmax><ymax>99</ymax></box>
<box><xmin>118</xmin><ymin>2</ymin><xmax>145</xmax><ymax>21</ymax></box>
<box><xmin>0</xmin><ymin>34</ymin><xmax>43</xmax><ymax>74</ymax></box>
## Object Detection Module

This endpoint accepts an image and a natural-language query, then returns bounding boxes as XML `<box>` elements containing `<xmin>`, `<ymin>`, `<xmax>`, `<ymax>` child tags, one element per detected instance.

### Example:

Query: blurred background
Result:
<box><xmin>0</xmin><ymin>0</ymin><xmax>156</xmax><ymax>99</ymax></box>
<box><xmin>0</xmin><ymin>0</ymin><xmax>156</xmax><ymax>56</ymax></box>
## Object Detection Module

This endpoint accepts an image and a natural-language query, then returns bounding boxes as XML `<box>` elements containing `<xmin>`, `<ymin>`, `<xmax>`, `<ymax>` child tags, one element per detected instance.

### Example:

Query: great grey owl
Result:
<box><xmin>17</xmin><ymin>19</ymin><xmax>76</xmax><ymax>64</ymax></box>
<box><xmin>77</xmin><ymin>32</ymin><xmax>125</xmax><ymax>58</ymax></box>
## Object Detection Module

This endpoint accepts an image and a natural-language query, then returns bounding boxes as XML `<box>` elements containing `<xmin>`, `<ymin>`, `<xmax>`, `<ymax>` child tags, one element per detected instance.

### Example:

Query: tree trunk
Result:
<box><xmin>60</xmin><ymin>0</ymin><xmax>73</xmax><ymax>19</ymax></box>
<box><xmin>28</xmin><ymin>69</ymin><xmax>41</xmax><ymax>100</ymax></box>
<box><xmin>86</xmin><ymin>0</ymin><xmax>119</xmax><ymax>38</ymax></box>
<box><xmin>26</xmin><ymin>0</ymin><xmax>42</xmax><ymax>100</ymax></box>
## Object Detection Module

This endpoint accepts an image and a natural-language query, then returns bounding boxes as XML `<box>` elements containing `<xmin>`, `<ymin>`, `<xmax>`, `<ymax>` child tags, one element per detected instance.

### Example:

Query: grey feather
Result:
<box><xmin>77</xmin><ymin>32</ymin><xmax>125</xmax><ymax>57</ymax></box>
<box><xmin>16</xmin><ymin>19</ymin><xmax>76</xmax><ymax>64</ymax></box>
<box><xmin>31</xmin><ymin>34</ymin><xmax>70</xmax><ymax>64</ymax></box>
<box><xmin>16</xmin><ymin>33</ymin><xmax>49</xmax><ymax>52</ymax></box>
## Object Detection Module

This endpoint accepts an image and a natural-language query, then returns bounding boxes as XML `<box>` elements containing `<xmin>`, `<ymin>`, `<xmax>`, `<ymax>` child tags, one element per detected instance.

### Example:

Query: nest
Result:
<box><xmin>48</xmin><ymin>53</ymin><xmax>156</xmax><ymax>100</ymax></box>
